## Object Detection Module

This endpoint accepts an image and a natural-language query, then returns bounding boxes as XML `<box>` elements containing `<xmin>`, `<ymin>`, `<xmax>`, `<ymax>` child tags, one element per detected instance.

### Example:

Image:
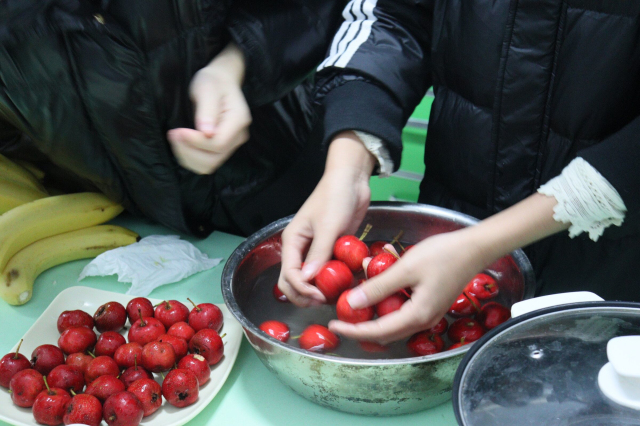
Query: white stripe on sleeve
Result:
<box><xmin>317</xmin><ymin>0</ymin><xmax>378</xmax><ymax>71</ymax></box>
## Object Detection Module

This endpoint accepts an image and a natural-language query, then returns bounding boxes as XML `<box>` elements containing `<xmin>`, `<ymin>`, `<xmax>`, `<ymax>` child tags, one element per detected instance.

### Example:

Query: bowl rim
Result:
<box><xmin>221</xmin><ymin>202</ymin><xmax>536</xmax><ymax>365</ymax></box>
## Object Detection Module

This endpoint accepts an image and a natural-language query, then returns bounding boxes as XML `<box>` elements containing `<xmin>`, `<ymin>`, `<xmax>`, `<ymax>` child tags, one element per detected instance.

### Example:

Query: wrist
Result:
<box><xmin>205</xmin><ymin>42</ymin><xmax>246</xmax><ymax>86</ymax></box>
<box><xmin>325</xmin><ymin>131</ymin><xmax>377</xmax><ymax>183</ymax></box>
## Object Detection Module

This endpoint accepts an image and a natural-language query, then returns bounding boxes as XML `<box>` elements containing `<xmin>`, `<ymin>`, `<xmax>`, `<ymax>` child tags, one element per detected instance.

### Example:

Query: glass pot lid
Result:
<box><xmin>453</xmin><ymin>302</ymin><xmax>640</xmax><ymax>426</ymax></box>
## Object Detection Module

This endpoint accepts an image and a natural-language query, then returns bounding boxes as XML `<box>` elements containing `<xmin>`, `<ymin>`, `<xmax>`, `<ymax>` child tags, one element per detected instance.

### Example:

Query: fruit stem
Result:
<box><xmin>290</xmin><ymin>335</ymin><xmax>301</xmax><ymax>340</ymax></box>
<box><xmin>138</xmin><ymin>308</ymin><xmax>146</xmax><ymax>327</ymax></box>
<box><xmin>70</xmin><ymin>389</ymin><xmax>76</xmax><ymax>396</ymax></box>
<box><xmin>463</xmin><ymin>292</ymin><xmax>481</xmax><ymax>313</ymax></box>
<box><xmin>358</xmin><ymin>224</ymin><xmax>373</xmax><ymax>241</ymax></box>
<box><xmin>43</xmin><ymin>376</ymin><xmax>52</xmax><ymax>394</ymax></box>
<box><xmin>13</xmin><ymin>339</ymin><xmax>23</xmax><ymax>359</ymax></box>
<box><xmin>390</xmin><ymin>230</ymin><xmax>405</xmax><ymax>248</ymax></box>
<box><xmin>220</xmin><ymin>333</ymin><xmax>227</xmax><ymax>339</ymax></box>
<box><xmin>88</xmin><ymin>351</ymin><xmax>96</xmax><ymax>358</ymax></box>
<box><xmin>164</xmin><ymin>301</ymin><xmax>171</xmax><ymax>310</ymax></box>
<box><xmin>134</xmin><ymin>354</ymin><xmax>138</xmax><ymax>370</ymax></box>
<box><xmin>187</xmin><ymin>298</ymin><xmax>201</xmax><ymax>312</ymax></box>
<box><xmin>382</xmin><ymin>244</ymin><xmax>400</xmax><ymax>259</ymax></box>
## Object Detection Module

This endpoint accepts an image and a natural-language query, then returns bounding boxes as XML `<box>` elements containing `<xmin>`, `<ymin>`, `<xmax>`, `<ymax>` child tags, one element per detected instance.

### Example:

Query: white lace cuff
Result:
<box><xmin>353</xmin><ymin>131</ymin><xmax>394</xmax><ymax>177</ymax></box>
<box><xmin>538</xmin><ymin>157</ymin><xmax>627</xmax><ymax>241</ymax></box>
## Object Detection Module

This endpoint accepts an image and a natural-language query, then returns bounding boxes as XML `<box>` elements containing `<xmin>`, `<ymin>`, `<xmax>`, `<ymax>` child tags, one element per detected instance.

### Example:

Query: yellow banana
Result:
<box><xmin>13</xmin><ymin>160</ymin><xmax>45</xmax><ymax>181</ymax></box>
<box><xmin>0</xmin><ymin>225</ymin><xmax>139</xmax><ymax>305</ymax></box>
<box><xmin>0</xmin><ymin>192</ymin><xmax>124</xmax><ymax>272</ymax></box>
<box><xmin>0</xmin><ymin>178</ymin><xmax>48</xmax><ymax>214</ymax></box>
<box><xmin>0</xmin><ymin>153</ymin><xmax>46</xmax><ymax>192</ymax></box>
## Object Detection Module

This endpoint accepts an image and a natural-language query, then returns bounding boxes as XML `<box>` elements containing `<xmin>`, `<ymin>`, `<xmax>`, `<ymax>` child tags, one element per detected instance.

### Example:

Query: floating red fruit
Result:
<box><xmin>448</xmin><ymin>318</ymin><xmax>485</xmax><ymax>343</ymax></box>
<box><xmin>272</xmin><ymin>284</ymin><xmax>289</xmax><ymax>303</ymax></box>
<box><xmin>448</xmin><ymin>292</ymin><xmax>481</xmax><ymax>317</ymax></box>
<box><xmin>464</xmin><ymin>273</ymin><xmax>499</xmax><ymax>300</ymax></box>
<box><xmin>336</xmin><ymin>290</ymin><xmax>374</xmax><ymax>324</ymax></box>
<box><xmin>369</xmin><ymin>241</ymin><xmax>387</xmax><ymax>257</ymax></box>
<box><xmin>299</xmin><ymin>325</ymin><xmax>340</xmax><ymax>353</ymax></box>
<box><xmin>375</xmin><ymin>293</ymin><xmax>407</xmax><ymax>317</ymax></box>
<box><xmin>333</xmin><ymin>234</ymin><xmax>370</xmax><ymax>273</ymax></box>
<box><xmin>448</xmin><ymin>338</ymin><xmax>471</xmax><ymax>350</ymax></box>
<box><xmin>407</xmin><ymin>332</ymin><xmax>444</xmax><ymax>356</ymax></box>
<box><xmin>477</xmin><ymin>302</ymin><xmax>511</xmax><ymax>329</ymax></box>
<box><xmin>359</xmin><ymin>341</ymin><xmax>389</xmax><ymax>353</ymax></box>
<box><xmin>313</xmin><ymin>260</ymin><xmax>354</xmax><ymax>303</ymax></box>
<box><xmin>428</xmin><ymin>317</ymin><xmax>449</xmax><ymax>335</ymax></box>
<box><xmin>366</xmin><ymin>253</ymin><xmax>397</xmax><ymax>279</ymax></box>
<box><xmin>259</xmin><ymin>320</ymin><xmax>290</xmax><ymax>342</ymax></box>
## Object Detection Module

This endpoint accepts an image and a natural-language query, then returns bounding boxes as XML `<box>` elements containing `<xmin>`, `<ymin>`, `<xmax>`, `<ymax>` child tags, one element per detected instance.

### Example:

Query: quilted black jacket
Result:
<box><xmin>0</xmin><ymin>0</ymin><xmax>344</xmax><ymax>236</ymax></box>
<box><xmin>314</xmin><ymin>0</ymin><xmax>640</xmax><ymax>301</ymax></box>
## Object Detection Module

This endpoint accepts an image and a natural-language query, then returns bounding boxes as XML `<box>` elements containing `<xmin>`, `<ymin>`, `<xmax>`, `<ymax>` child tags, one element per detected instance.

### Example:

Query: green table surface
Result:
<box><xmin>0</xmin><ymin>214</ymin><xmax>458</xmax><ymax>426</ymax></box>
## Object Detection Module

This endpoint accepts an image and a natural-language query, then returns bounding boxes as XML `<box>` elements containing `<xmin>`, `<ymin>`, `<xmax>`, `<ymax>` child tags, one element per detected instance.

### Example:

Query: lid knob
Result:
<box><xmin>598</xmin><ymin>335</ymin><xmax>640</xmax><ymax>410</ymax></box>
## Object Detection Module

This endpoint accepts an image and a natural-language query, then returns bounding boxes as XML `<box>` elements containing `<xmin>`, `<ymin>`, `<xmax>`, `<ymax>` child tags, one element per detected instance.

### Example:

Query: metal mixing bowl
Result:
<box><xmin>221</xmin><ymin>202</ymin><xmax>535</xmax><ymax>416</ymax></box>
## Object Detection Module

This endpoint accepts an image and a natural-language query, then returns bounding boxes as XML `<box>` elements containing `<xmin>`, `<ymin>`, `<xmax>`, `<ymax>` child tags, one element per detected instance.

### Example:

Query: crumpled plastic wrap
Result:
<box><xmin>78</xmin><ymin>235</ymin><xmax>223</xmax><ymax>296</ymax></box>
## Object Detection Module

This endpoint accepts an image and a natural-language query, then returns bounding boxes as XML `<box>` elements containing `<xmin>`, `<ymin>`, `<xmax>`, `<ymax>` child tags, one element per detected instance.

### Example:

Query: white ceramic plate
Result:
<box><xmin>0</xmin><ymin>286</ymin><xmax>242</xmax><ymax>426</ymax></box>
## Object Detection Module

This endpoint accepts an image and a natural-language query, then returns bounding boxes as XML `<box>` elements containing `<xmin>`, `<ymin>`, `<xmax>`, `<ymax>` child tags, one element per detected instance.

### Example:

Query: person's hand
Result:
<box><xmin>278</xmin><ymin>133</ymin><xmax>376</xmax><ymax>307</ymax></box>
<box><xmin>327</xmin><ymin>192</ymin><xmax>570</xmax><ymax>344</ymax></box>
<box><xmin>327</xmin><ymin>229</ymin><xmax>486</xmax><ymax>343</ymax></box>
<box><xmin>167</xmin><ymin>43</ymin><xmax>251</xmax><ymax>175</ymax></box>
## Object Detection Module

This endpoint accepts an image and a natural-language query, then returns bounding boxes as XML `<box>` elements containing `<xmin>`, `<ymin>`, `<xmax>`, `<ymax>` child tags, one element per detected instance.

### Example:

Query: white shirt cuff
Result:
<box><xmin>538</xmin><ymin>157</ymin><xmax>627</xmax><ymax>241</ymax></box>
<box><xmin>353</xmin><ymin>131</ymin><xmax>394</xmax><ymax>177</ymax></box>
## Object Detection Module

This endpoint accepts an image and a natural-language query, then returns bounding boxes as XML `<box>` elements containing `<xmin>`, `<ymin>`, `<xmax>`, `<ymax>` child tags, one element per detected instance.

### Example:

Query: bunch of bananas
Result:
<box><xmin>0</xmin><ymin>154</ymin><xmax>139</xmax><ymax>305</ymax></box>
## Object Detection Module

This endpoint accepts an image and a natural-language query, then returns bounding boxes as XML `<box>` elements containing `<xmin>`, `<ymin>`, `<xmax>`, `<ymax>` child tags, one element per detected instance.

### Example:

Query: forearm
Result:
<box><xmin>325</xmin><ymin>132</ymin><xmax>377</xmax><ymax>182</ymax></box>
<box><xmin>200</xmin><ymin>43</ymin><xmax>245</xmax><ymax>86</ymax></box>
<box><xmin>464</xmin><ymin>193</ymin><xmax>569</xmax><ymax>269</ymax></box>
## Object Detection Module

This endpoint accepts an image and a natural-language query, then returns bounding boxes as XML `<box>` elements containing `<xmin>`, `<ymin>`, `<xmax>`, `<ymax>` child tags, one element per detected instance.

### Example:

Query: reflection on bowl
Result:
<box><xmin>222</xmin><ymin>202</ymin><xmax>535</xmax><ymax>416</ymax></box>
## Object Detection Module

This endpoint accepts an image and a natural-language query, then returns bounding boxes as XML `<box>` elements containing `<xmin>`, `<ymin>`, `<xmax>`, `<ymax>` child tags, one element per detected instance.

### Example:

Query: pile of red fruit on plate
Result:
<box><xmin>261</xmin><ymin>227</ymin><xmax>512</xmax><ymax>356</ymax></box>
<box><xmin>0</xmin><ymin>297</ymin><xmax>225</xmax><ymax>426</ymax></box>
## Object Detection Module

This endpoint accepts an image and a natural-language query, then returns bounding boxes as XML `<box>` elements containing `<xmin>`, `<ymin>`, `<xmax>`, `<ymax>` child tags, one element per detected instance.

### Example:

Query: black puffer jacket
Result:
<box><xmin>0</xmin><ymin>0</ymin><xmax>345</xmax><ymax>236</ymax></box>
<box><xmin>315</xmin><ymin>0</ymin><xmax>640</xmax><ymax>301</ymax></box>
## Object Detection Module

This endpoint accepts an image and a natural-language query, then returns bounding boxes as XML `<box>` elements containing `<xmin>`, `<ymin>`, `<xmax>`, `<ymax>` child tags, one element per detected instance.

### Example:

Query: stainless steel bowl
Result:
<box><xmin>221</xmin><ymin>202</ymin><xmax>535</xmax><ymax>416</ymax></box>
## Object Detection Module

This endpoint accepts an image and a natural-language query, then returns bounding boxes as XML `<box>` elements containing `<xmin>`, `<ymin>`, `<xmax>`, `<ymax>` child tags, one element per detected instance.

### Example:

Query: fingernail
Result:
<box><xmin>301</xmin><ymin>261</ymin><xmax>320</xmax><ymax>281</ymax></box>
<box><xmin>198</xmin><ymin>121</ymin><xmax>215</xmax><ymax>135</ymax></box>
<box><xmin>347</xmin><ymin>287</ymin><xmax>368</xmax><ymax>309</ymax></box>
